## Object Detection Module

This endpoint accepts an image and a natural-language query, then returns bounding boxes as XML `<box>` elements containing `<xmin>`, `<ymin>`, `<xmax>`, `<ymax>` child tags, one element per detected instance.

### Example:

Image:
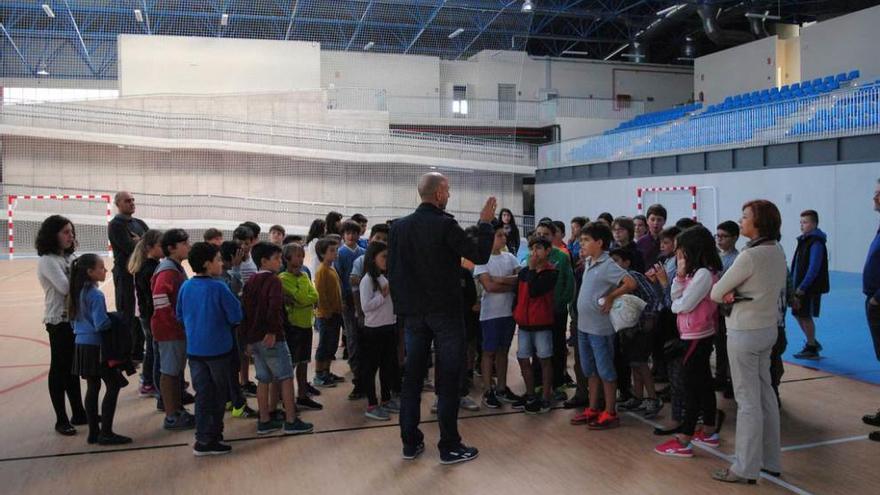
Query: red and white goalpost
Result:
<box><xmin>636</xmin><ymin>185</ymin><xmax>719</xmax><ymax>228</ymax></box>
<box><xmin>637</xmin><ymin>186</ymin><xmax>697</xmax><ymax>220</ymax></box>
<box><xmin>7</xmin><ymin>194</ymin><xmax>112</xmax><ymax>259</ymax></box>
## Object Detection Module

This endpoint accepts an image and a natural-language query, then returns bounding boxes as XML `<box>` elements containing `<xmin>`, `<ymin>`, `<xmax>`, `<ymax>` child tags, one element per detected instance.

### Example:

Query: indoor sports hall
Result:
<box><xmin>1</xmin><ymin>1</ymin><xmax>879</xmax><ymax>494</ymax></box>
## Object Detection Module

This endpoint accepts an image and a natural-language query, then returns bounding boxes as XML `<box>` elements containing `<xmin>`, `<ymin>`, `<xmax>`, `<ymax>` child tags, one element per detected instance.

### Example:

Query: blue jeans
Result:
<box><xmin>190</xmin><ymin>355</ymin><xmax>232</xmax><ymax>445</ymax></box>
<box><xmin>577</xmin><ymin>331</ymin><xmax>617</xmax><ymax>382</ymax></box>
<box><xmin>400</xmin><ymin>313</ymin><xmax>466</xmax><ymax>453</ymax></box>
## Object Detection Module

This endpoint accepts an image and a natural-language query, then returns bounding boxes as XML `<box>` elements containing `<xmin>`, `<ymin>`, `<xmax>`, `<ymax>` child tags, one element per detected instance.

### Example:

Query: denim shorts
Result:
<box><xmin>480</xmin><ymin>316</ymin><xmax>516</xmax><ymax>352</ymax></box>
<box><xmin>577</xmin><ymin>331</ymin><xmax>617</xmax><ymax>381</ymax></box>
<box><xmin>251</xmin><ymin>340</ymin><xmax>294</xmax><ymax>383</ymax></box>
<box><xmin>157</xmin><ymin>339</ymin><xmax>186</xmax><ymax>376</ymax></box>
<box><xmin>315</xmin><ymin>315</ymin><xmax>342</xmax><ymax>362</ymax></box>
<box><xmin>516</xmin><ymin>329</ymin><xmax>553</xmax><ymax>359</ymax></box>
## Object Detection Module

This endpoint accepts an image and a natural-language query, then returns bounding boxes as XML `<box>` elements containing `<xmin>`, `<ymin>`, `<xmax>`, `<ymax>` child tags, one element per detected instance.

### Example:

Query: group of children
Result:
<box><xmin>63</xmin><ymin>202</ymin><xmax>781</xmax><ymax>460</ymax></box>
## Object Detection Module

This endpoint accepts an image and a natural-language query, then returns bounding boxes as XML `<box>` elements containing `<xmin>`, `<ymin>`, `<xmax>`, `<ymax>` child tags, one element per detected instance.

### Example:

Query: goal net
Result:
<box><xmin>636</xmin><ymin>186</ymin><xmax>718</xmax><ymax>228</ymax></box>
<box><xmin>7</xmin><ymin>194</ymin><xmax>112</xmax><ymax>259</ymax></box>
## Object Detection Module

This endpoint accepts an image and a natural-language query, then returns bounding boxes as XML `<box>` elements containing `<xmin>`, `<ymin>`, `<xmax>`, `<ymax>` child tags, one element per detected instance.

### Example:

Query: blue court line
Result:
<box><xmin>783</xmin><ymin>272</ymin><xmax>880</xmax><ymax>385</ymax></box>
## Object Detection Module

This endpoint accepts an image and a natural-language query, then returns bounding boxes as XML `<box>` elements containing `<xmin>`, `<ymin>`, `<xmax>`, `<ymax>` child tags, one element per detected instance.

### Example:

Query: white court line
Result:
<box><xmin>781</xmin><ymin>435</ymin><xmax>869</xmax><ymax>452</ymax></box>
<box><xmin>624</xmin><ymin>412</ymin><xmax>814</xmax><ymax>495</ymax></box>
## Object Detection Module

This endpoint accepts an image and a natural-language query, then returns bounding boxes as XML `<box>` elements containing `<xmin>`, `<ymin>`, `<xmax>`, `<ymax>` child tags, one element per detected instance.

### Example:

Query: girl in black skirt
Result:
<box><xmin>69</xmin><ymin>254</ymin><xmax>131</xmax><ymax>445</ymax></box>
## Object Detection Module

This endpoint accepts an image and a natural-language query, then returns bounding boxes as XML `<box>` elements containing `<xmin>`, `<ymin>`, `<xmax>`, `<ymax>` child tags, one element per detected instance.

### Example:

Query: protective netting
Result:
<box><xmin>637</xmin><ymin>186</ymin><xmax>719</xmax><ymax>228</ymax></box>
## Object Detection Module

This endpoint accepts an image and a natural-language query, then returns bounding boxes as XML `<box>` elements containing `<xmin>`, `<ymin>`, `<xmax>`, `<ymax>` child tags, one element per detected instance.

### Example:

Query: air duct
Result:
<box><xmin>696</xmin><ymin>4</ymin><xmax>755</xmax><ymax>46</ymax></box>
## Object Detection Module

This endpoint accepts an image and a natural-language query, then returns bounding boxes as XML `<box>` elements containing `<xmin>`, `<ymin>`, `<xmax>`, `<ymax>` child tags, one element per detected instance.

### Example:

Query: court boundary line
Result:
<box><xmin>0</xmin><ymin>407</ymin><xmax>531</xmax><ymax>464</ymax></box>
<box><xmin>780</xmin><ymin>434</ymin><xmax>869</xmax><ymax>452</ymax></box>
<box><xmin>624</xmin><ymin>412</ymin><xmax>814</xmax><ymax>495</ymax></box>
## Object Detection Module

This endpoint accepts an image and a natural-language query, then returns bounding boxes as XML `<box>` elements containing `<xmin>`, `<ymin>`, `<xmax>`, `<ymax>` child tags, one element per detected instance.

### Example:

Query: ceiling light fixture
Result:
<box><xmin>134</xmin><ymin>9</ymin><xmax>143</xmax><ymax>23</ymax></box>
<box><xmin>448</xmin><ymin>28</ymin><xmax>464</xmax><ymax>39</ymax></box>
<box><xmin>363</xmin><ymin>41</ymin><xmax>375</xmax><ymax>51</ymax></box>
<box><xmin>220</xmin><ymin>13</ymin><xmax>229</xmax><ymax>26</ymax></box>
<box><xmin>522</xmin><ymin>1</ymin><xmax>533</xmax><ymax>13</ymax></box>
<box><xmin>41</xmin><ymin>4</ymin><xmax>55</xmax><ymax>18</ymax></box>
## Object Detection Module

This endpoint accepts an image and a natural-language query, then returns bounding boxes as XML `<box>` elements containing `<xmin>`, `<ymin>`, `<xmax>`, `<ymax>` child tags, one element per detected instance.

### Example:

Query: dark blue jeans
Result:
<box><xmin>400</xmin><ymin>313</ymin><xmax>466</xmax><ymax>453</ymax></box>
<box><xmin>139</xmin><ymin>317</ymin><xmax>156</xmax><ymax>387</ymax></box>
<box><xmin>190</xmin><ymin>355</ymin><xmax>232</xmax><ymax>445</ymax></box>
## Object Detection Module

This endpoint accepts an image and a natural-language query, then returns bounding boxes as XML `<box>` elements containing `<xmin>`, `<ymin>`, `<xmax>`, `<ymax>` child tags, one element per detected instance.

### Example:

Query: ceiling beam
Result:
<box><xmin>404</xmin><ymin>0</ymin><xmax>447</xmax><ymax>54</ymax></box>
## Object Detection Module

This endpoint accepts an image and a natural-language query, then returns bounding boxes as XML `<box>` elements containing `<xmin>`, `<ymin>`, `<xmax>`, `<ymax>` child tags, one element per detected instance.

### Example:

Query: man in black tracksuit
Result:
<box><xmin>108</xmin><ymin>191</ymin><xmax>149</xmax><ymax>360</ymax></box>
<box><xmin>388</xmin><ymin>172</ymin><xmax>495</xmax><ymax>465</ymax></box>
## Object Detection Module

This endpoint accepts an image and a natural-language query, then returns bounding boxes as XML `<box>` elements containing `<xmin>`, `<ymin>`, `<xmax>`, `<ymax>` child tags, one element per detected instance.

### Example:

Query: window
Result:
<box><xmin>452</xmin><ymin>85</ymin><xmax>468</xmax><ymax>116</ymax></box>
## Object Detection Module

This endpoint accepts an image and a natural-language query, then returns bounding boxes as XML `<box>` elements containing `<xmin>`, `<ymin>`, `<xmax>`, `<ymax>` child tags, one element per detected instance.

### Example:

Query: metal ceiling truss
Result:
<box><xmin>0</xmin><ymin>0</ymin><xmax>876</xmax><ymax>80</ymax></box>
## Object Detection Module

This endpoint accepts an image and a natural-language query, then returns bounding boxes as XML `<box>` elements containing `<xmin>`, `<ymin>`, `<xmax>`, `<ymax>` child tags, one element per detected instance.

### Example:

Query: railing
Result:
<box><xmin>539</xmin><ymin>84</ymin><xmax>880</xmax><ymax>169</ymax></box>
<box><xmin>0</xmin><ymin>101</ymin><xmax>538</xmax><ymax>168</ymax></box>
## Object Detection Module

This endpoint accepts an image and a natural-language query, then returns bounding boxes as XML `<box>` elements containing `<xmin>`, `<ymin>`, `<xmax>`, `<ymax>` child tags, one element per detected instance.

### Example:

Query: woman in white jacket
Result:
<box><xmin>709</xmin><ymin>200</ymin><xmax>787</xmax><ymax>484</ymax></box>
<box><xmin>359</xmin><ymin>241</ymin><xmax>401</xmax><ymax>421</ymax></box>
<box><xmin>36</xmin><ymin>215</ymin><xmax>87</xmax><ymax>435</ymax></box>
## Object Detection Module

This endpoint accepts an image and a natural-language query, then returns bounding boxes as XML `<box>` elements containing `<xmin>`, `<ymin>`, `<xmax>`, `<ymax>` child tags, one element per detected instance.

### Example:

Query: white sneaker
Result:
<box><xmin>459</xmin><ymin>396</ymin><xmax>480</xmax><ymax>412</ymax></box>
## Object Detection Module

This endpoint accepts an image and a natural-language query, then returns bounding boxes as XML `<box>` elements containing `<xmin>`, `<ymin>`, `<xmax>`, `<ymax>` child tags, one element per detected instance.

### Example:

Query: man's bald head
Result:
<box><xmin>418</xmin><ymin>172</ymin><xmax>450</xmax><ymax>209</ymax></box>
<box><xmin>115</xmin><ymin>191</ymin><xmax>136</xmax><ymax>215</ymax></box>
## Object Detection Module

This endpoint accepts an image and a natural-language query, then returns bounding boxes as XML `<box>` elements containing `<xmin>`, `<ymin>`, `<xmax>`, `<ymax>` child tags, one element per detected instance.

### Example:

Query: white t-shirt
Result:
<box><xmin>473</xmin><ymin>252</ymin><xmax>520</xmax><ymax>321</ymax></box>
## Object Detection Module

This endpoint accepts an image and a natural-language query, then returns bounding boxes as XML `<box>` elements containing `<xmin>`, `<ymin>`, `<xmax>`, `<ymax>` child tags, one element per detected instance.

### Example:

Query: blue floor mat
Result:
<box><xmin>783</xmin><ymin>272</ymin><xmax>880</xmax><ymax>384</ymax></box>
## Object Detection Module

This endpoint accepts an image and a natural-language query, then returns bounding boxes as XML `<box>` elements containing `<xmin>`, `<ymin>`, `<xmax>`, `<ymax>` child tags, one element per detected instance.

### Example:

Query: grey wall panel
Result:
<box><xmin>706</xmin><ymin>149</ymin><xmax>733</xmax><ymax>171</ymax></box>
<box><xmin>678</xmin><ymin>153</ymin><xmax>705</xmax><ymax>173</ymax></box>
<box><xmin>654</xmin><ymin>156</ymin><xmax>678</xmax><ymax>175</ymax></box>
<box><xmin>733</xmin><ymin>147</ymin><xmax>764</xmax><ymax>170</ymax></box>
<box><xmin>766</xmin><ymin>143</ymin><xmax>798</xmax><ymax>168</ymax></box>
<box><xmin>800</xmin><ymin>139</ymin><xmax>838</xmax><ymax>164</ymax></box>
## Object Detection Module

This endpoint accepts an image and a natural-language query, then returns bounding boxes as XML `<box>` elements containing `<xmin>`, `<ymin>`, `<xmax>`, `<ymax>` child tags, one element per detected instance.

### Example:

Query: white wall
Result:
<box><xmin>322</xmin><ymin>51</ymin><xmax>440</xmax><ymax>97</ymax></box>
<box><xmin>118</xmin><ymin>35</ymin><xmax>321</xmax><ymax>96</ymax></box>
<box><xmin>694</xmin><ymin>35</ymin><xmax>779</xmax><ymax>104</ymax></box>
<box><xmin>536</xmin><ymin>162</ymin><xmax>880</xmax><ymax>273</ymax></box>
<box><xmin>556</xmin><ymin>117</ymin><xmax>621</xmax><ymax>140</ymax></box>
<box><xmin>800</xmin><ymin>4</ymin><xmax>880</xmax><ymax>81</ymax></box>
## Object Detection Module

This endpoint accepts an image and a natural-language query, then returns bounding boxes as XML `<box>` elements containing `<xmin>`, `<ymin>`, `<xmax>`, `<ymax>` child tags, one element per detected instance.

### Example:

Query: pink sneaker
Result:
<box><xmin>692</xmin><ymin>430</ymin><xmax>720</xmax><ymax>448</ymax></box>
<box><xmin>654</xmin><ymin>439</ymin><xmax>694</xmax><ymax>458</ymax></box>
<box><xmin>139</xmin><ymin>384</ymin><xmax>157</xmax><ymax>397</ymax></box>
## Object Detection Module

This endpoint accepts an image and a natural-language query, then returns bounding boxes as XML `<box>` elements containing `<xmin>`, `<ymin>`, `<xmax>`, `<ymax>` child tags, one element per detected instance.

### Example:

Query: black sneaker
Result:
<box><xmin>329</xmin><ymin>372</ymin><xmax>345</xmax><ymax>383</ymax></box>
<box><xmin>257</xmin><ymin>419</ymin><xmax>282</xmax><ymax>435</ymax></box>
<box><xmin>552</xmin><ymin>388</ymin><xmax>568</xmax><ymax>402</ymax></box>
<box><xmin>793</xmin><ymin>344</ymin><xmax>820</xmax><ymax>360</ymax></box>
<box><xmin>97</xmin><ymin>432</ymin><xmax>133</xmax><ymax>445</ymax></box>
<box><xmin>440</xmin><ymin>444</ymin><xmax>479</xmax><ymax>465</ymax></box>
<box><xmin>269</xmin><ymin>409</ymin><xmax>286</xmax><ymax>422</ymax></box>
<box><xmin>193</xmin><ymin>441</ymin><xmax>232</xmax><ymax>456</ymax></box>
<box><xmin>511</xmin><ymin>397</ymin><xmax>528</xmax><ymax>411</ymax></box>
<box><xmin>869</xmin><ymin>431</ymin><xmax>880</xmax><ymax>442</ymax></box>
<box><xmin>402</xmin><ymin>441</ymin><xmax>426</xmax><ymax>460</ymax></box>
<box><xmin>306</xmin><ymin>383</ymin><xmax>321</xmax><ymax>397</ymax></box>
<box><xmin>156</xmin><ymin>399</ymin><xmax>165</xmax><ymax>412</ymax></box>
<box><xmin>163</xmin><ymin>411</ymin><xmax>195</xmax><ymax>430</ymax></box>
<box><xmin>283</xmin><ymin>418</ymin><xmax>314</xmax><ymax>435</ymax></box>
<box><xmin>182</xmin><ymin>391</ymin><xmax>195</xmax><ymax>406</ymax></box>
<box><xmin>296</xmin><ymin>397</ymin><xmax>324</xmax><ymax>410</ymax></box>
<box><xmin>497</xmin><ymin>387</ymin><xmax>523</xmax><ymax>404</ymax></box>
<box><xmin>348</xmin><ymin>389</ymin><xmax>365</xmax><ymax>401</ymax></box>
<box><xmin>482</xmin><ymin>389</ymin><xmax>502</xmax><ymax>409</ymax></box>
<box><xmin>563</xmin><ymin>395</ymin><xmax>588</xmax><ymax>409</ymax></box>
<box><xmin>524</xmin><ymin>398</ymin><xmax>550</xmax><ymax>415</ymax></box>
<box><xmin>243</xmin><ymin>381</ymin><xmax>257</xmax><ymax>398</ymax></box>
<box><xmin>862</xmin><ymin>410</ymin><xmax>880</xmax><ymax>427</ymax></box>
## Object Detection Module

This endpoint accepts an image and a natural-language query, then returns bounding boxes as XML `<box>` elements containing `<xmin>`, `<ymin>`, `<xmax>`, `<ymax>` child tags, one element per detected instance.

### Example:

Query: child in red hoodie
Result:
<box><xmin>151</xmin><ymin>229</ymin><xmax>193</xmax><ymax>431</ymax></box>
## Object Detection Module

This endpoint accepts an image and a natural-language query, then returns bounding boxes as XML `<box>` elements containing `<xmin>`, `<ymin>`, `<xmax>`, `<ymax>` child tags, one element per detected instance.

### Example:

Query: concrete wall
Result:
<box><xmin>535</xmin><ymin>162</ymin><xmax>879</xmax><ymax>273</ymax></box>
<box><xmin>694</xmin><ymin>35</ymin><xmax>779</xmax><ymax>104</ymax></box>
<box><xmin>322</xmin><ymin>51</ymin><xmax>440</xmax><ymax>97</ymax></box>
<box><xmin>78</xmin><ymin>91</ymin><xmax>389</xmax><ymax>130</ymax></box>
<box><xmin>1</xmin><ymin>135</ymin><xmax>523</xmax><ymax>221</ymax></box>
<box><xmin>556</xmin><ymin>117</ymin><xmax>622</xmax><ymax>140</ymax></box>
<box><xmin>118</xmin><ymin>35</ymin><xmax>321</xmax><ymax>96</ymax></box>
<box><xmin>800</xmin><ymin>4</ymin><xmax>880</xmax><ymax>81</ymax></box>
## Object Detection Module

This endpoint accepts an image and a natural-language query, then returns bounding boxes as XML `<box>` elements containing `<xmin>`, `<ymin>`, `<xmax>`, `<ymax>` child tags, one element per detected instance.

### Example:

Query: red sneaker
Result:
<box><xmin>587</xmin><ymin>410</ymin><xmax>620</xmax><ymax>430</ymax></box>
<box><xmin>654</xmin><ymin>438</ymin><xmax>694</xmax><ymax>458</ymax></box>
<box><xmin>571</xmin><ymin>407</ymin><xmax>600</xmax><ymax>425</ymax></box>
<box><xmin>692</xmin><ymin>430</ymin><xmax>720</xmax><ymax>448</ymax></box>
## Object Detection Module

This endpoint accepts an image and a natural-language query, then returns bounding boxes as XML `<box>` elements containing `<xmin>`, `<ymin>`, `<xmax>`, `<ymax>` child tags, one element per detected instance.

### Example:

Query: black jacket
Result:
<box><xmin>388</xmin><ymin>203</ymin><xmax>493</xmax><ymax>315</ymax></box>
<box><xmin>792</xmin><ymin>229</ymin><xmax>830</xmax><ymax>295</ymax></box>
<box><xmin>108</xmin><ymin>214</ymin><xmax>148</xmax><ymax>272</ymax></box>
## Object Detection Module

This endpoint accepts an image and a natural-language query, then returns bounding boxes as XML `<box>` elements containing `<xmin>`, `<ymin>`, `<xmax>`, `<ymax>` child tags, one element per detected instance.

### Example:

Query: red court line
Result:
<box><xmin>0</xmin><ymin>370</ymin><xmax>49</xmax><ymax>395</ymax></box>
<box><xmin>0</xmin><ymin>334</ymin><xmax>50</xmax><ymax>347</ymax></box>
<box><xmin>0</xmin><ymin>364</ymin><xmax>49</xmax><ymax>369</ymax></box>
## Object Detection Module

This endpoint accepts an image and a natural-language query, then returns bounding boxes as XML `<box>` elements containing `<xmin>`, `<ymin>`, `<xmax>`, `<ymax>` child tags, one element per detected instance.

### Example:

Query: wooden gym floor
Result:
<box><xmin>0</xmin><ymin>258</ymin><xmax>877</xmax><ymax>495</ymax></box>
